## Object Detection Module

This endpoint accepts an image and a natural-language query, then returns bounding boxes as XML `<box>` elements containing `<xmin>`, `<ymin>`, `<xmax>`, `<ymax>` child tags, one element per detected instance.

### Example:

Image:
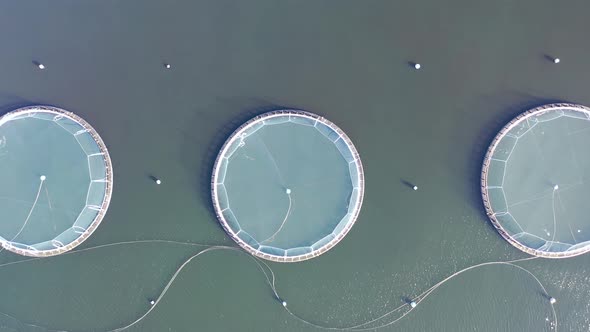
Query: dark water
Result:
<box><xmin>1</xmin><ymin>0</ymin><xmax>590</xmax><ymax>331</ymax></box>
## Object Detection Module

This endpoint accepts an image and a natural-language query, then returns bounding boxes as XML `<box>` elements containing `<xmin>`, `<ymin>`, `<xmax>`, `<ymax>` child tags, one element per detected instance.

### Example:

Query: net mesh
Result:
<box><xmin>0</xmin><ymin>106</ymin><xmax>112</xmax><ymax>257</ymax></box>
<box><xmin>212</xmin><ymin>110</ymin><xmax>364</xmax><ymax>262</ymax></box>
<box><xmin>482</xmin><ymin>103</ymin><xmax>590</xmax><ymax>258</ymax></box>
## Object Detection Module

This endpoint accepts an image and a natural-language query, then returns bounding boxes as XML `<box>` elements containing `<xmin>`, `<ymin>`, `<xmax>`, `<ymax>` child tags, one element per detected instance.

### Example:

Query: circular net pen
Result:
<box><xmin>0</xmin><ymin>106</ymin><xmax>113</xmax><ymax>257</ymax></box>
<box><xmin>211</xmin><ymin>110</ymin><xmax>364</xmax><ymax>262</ymax></box>
<box><xmin>482</xmin><ymin>103</ymin><xmax>590</xmax><ymax>258</ymax></box>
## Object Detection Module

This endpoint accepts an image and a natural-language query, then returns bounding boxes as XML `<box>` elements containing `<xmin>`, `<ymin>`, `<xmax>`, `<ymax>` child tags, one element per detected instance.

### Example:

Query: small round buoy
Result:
<box><xmin>156</xmin><ymin>179</ymin><xmax>161</xmax><ymax>185</ymax></box>
<box><xmin>410</xmin><ymin>301</ymin><xmax>417</xmax><ymax>308</ymax></box>
<box><xmin>37</xmin><ymin>63</ymin><xmax>45</xmax><ymax>70</ymax></box>
<box><xmin>549</xmin><ymin>297</ymin><xmax>556</xmax><ymax>304</ymax></box>
<box><xmin>149</xmin><ymin>300</ymin><xmax>155</xmax><ymax>305</ymax></box>
<box><xmin>414</xmin><ymin>63</ymin><xmax>421</xmax><ymax>70</ymax></box>
<box><xmin>40</xmin><ymin>175</ymin><xmax>46</xmax><ymax>181</ymax></box>
<box><xmin>282</xmin><ymin>301</ymin><xmax>287</xmax><ymax>307</ymax></box>
<box><xmin>553</xmin><ymin>58</ymin><xmax>560</xmax><ymax>64</ymax></box>
<box><xmin>413</xmin><ymin>185</ymin><xmax>418</xmax><ymax>191</ymax></box>
<box><xmin>286</xmin><ymin>188</ymin><xmax>291</xmax><ymax>194</ymax></box>
<box><xmin>553</xmin><ymin>184</ymin><xmax>559</xmax><ymax>190</ymax></box>
<box><xmin>164</xmin><ymin>63</ymin><xmax>171</xmax><ymax>69</ymax></box>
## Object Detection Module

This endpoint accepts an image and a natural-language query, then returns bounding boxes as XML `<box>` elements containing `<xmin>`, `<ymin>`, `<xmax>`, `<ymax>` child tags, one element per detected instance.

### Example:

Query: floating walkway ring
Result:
<box><xmin>482</xmin><ymin>103</ymin><xmax>590</xmax><ymax>258</ymax></box>
<box><xmin>0</xmin><ymin>105</ymin><xmax>113</xmax><ymax>257</ymax></box>
<box><xmin>211</xmin><ymin>110</ymin><xmax>364</xmax><ymax>262</ymax></box>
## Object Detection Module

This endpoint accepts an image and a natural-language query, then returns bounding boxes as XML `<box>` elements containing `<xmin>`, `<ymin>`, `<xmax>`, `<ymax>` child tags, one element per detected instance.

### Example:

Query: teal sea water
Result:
<box><xmin>1</xmin><ymin>1</ymin><xmax>590</xmax><ymax>331</ymax></box>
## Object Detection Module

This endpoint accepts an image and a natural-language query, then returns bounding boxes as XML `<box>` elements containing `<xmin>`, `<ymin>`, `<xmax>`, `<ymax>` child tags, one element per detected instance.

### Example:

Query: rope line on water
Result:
<box><xmin>261</xmin><ymin>193</ymin><xmax>293</xmax><ymax>244</ymax></box>
<box><xmin>108</xmin><ymin>246</ymin><xmax>234</xmax><ymax>332</ymax></box>
<box><xmin>0</xmin><ymin>177</ymin><xmax>45</xmax><ymax>255</ymax></box>
<box><xmin>545</xmin><ymin>189</ymin><xmax>558</xmax><ymax>252</ymax></box>
<box><xmin>0</xmin><ymin>239</ymin><xmax>213</xmax><ymax>269</ymax></box>
<box><xmin>0</xmin><ymin>240</ymin><xmax>277</xmax><ymax>332</ymax></box>
<box><xmin>45</xmin><ymin>187</ymin><xmax>53</xmax><ymax>210</ymax></box>
<box><xmin>281</xmin><ymin>256</ymin><xmax>557</xmax><ymax>331</ymax></box>
<box><xmin>106</xmin><ymin>245</ymin><xmax>281</xmax><ymax>332</ymax></box>
<box><xmin>0</xmin><ymin>240</ymin><xmax>559</xmax><ymax>332</ymax></box>
<box><xmin>259</xmin><ymin>136</ymin><xmax>286</xmax><ymax>186</ymax></box>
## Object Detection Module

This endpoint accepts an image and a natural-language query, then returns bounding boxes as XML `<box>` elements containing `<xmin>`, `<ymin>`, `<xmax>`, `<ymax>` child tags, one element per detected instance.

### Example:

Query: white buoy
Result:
<box><xmin>413</xmin><ymin>185</ymin><xmax>418</xmax><ymax>191</ymax></box>
<box><xmin>149</xmin><ymin>300</ymin><xmax>155</xmax><ymax>305</ymax></box>
<box><xmin>155</xmin><ymin>179</ymin><xmax>161</xmax><ymax>185</ymax></box>
<box><xmin>40</xmin><ymin>175</ymin><xmax>46</xmax><ymax>181</ymax></box>
<box><xmin>164</xmin><ymin>63</ymin><xmax>171</xmax><ymax>69</ymax></box>
<box><xmin>549</xmin><ymin>297</ymin><xmax>556</xmax><ymax>304</ymax></box>
<box><xmin>286</xmin><ymin>188</ymin><xmax>291</xmax><ymax>194</ymax></box>
<box><xmin>282</xmin><ymin>301</ymin><xmax>287</xmax><ymax>307</ymax></box>
<box><xmin>553</xmin><ymin>184</ymin><xmax>559</xmax><ymax>190</ymax></box>
<box><xmin>414</xmin><ymin>63</ymin><xmax>421</xmax><ymax>70</ymax></box>
<box><xmin>37</xmin><ymin>63</ymin><xmax>45</xmax><ymax>69</ymax></box>
<box><xmin>553</xmin><ymin>58</ymin><xmax>560</xmax><ymax>64</ymax></box>
<box><xmin>410</xmin><ymin>301</ymin><xmax>417</xmax><ymax>308</ymax></box>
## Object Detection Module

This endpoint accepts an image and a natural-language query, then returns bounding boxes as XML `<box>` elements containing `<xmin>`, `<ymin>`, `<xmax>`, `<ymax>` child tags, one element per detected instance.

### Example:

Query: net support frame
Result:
<box><xmin>0</xmin><ymin>105</ymin><xmax>113</xmax><ymax>257</ymax></box>
<box><xmin>211</xmin><ymin>110</ymin><xmax>364</xmax><ymax>262</ymax></box>
<box><xmin>481</xmin><ymin>103</ymin><xmax>590</xmax><ymax>258</ymax></box>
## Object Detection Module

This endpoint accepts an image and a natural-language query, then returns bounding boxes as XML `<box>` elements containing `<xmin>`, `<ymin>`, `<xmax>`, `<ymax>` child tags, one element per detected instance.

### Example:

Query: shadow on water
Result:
<box><xmin>0</xmin><ymin>100</ymin><xmax>36</xmax><ymax>117</ymax></box>
<box><xmin>197</xmin><ymin>104</ymin><xmax>291</xmax><ymax>225</ymax></box>
<box><xmin>400</xmin><ymin>179</ymin><xmax>417</xmax><ymax>190</ymax></box>
<box><xmin>401</xmin><ymin>296</ymin><xmax>413</xmax><ymax>304</ymax></box>
<box><xmin>539</xmin><ymin>290</ymin><xmax>552</xmax><ymax>300</ymax></box>
<box><xmin>466</xmin><ymin>96</ymin><xmax>568</xmax><ymax>235</ymax></box>
<box><xmin>0</xmin><ymin>98</ymin><xmax>76</xmax><ymax>117</ymax></box>
<box><xmin>542</xmin><ymin>54</ymin><xmax>558</xmax><ymax>63</ymax></box>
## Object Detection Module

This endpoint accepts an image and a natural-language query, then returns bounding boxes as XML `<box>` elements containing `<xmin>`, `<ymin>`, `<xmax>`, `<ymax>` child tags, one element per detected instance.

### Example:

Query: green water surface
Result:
<box><xmin>0</xmin><ymin>1</ymin><xmax>590</xmax><ymax>331</ymax></box>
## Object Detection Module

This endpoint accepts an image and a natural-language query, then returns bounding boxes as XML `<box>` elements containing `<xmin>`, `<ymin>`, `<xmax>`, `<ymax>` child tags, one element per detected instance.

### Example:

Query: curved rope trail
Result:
<box><xmin>108</xmin><ymin>246</ymin><xmax>285</xmax><ymax>332</ymax></box>
<box><xmin>0</xmin><ymin>239</ymin><xmax>214</xmax><ymax>269</ymax></box>
<box><xmin>281</xmin><ymin>256</ymin><xmax>557</xmax><ymax>331</ymax></box>
<box><xmin>555</xmin><ymin>190</ymin><xmax>577</xmax><ymax>244</ymax></box>
<box><xmin>0</xmin><ymin>239</ymin><xmax>217</xmax><ymax>332</ymax></box>
<box><xmin>108</xmin><ymin>246</ymin><xmax>234</xmax><ymax>332</ymax></box>
<box><xmin>545</xmin><ymin>189</ymin><xmax>558</xmax><ymax>252</ymax></box>
<box><xmin>11</xmin><ymin>178</ymin><xmax>45</xmax><ymax>242</ymax></box>
<box><xmin>261</xmin><ymin>193</ymin><xmax>292</xmax><ymax>244</ymax></box>
<box><xmin>255</xmin><ymin>135</ymin><xmax>295</xmax><ymax>244</ymax></box>
<box><xmin>372</xmin><ymin>258</ymin><xmax>557</xmax><ymax>332</ymax></box>
<box><xmin>0</xmin><ymin>240</ymin><xmax>559</xmax><ymax>332</ymax></box>
<box><xmin>0</xmin><ymin>178</ymin><xmax>45</xmax><ymax>255</ymax></box>
<box><xmin>0</xmin><ymin>240</ymin><xmax>279</xmax><ymax>332</ymax></box>
<box><xmin>252</xmin><ymin>257</ymin><xmax>280</xmax><ymax>300</ymax></box>
<box><xmin>0</xmin><ymin>311</ymin><xmax>67</xmax><ymax>332</ymax></box>
<box><xmin>259</xmin><ymin>136</ymin><xmax>286</xmax><ymax>186</ymax></box>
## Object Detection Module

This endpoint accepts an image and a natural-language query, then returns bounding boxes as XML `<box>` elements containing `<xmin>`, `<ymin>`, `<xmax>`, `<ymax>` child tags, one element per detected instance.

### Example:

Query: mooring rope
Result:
<box><xmin>0</xmin><ymin>240</ymin><xmax>559</xmax><ymax>332</ymax></box>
